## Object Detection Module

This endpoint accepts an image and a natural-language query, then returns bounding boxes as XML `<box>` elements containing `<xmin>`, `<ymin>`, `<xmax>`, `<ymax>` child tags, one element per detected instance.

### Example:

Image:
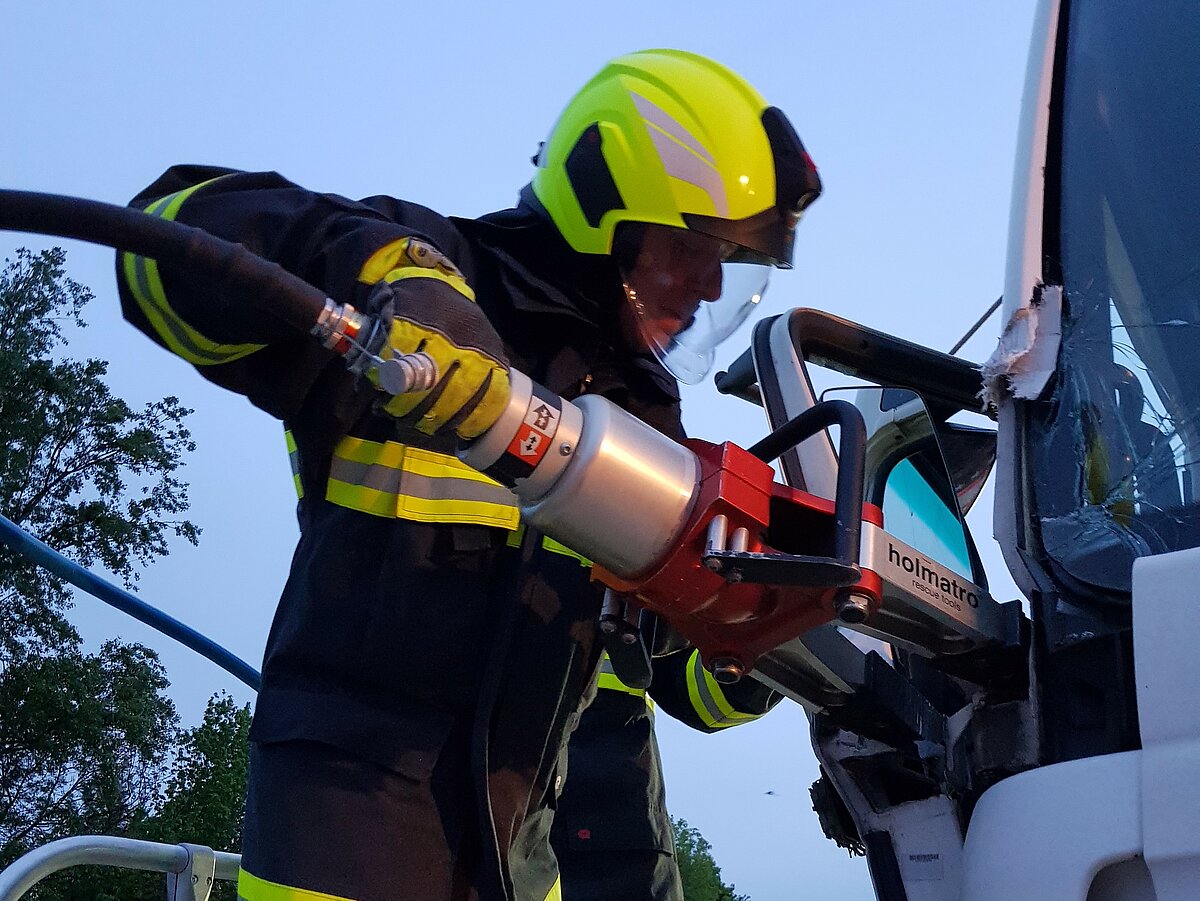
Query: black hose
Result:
<box><xmin>0</xmin><ymin>189</ymin><xmax>329</xmax><ymax>332</ymax></box>
<box><xmin>0</xmin><ymin>189</ymin><xmax>336</xmax><ymax>691</ymax></box>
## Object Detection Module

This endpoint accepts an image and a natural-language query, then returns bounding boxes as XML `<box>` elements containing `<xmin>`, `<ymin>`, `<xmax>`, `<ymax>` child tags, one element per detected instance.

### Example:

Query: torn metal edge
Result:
<box><xmin>982</xmin><ymin>284</ymin><xmax>1063</xmax><ymax>408</ymax></box>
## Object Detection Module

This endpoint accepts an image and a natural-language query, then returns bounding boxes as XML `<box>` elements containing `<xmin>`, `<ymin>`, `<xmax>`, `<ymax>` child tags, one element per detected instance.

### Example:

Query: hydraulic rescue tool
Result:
<box><xmin>255</xmin><ymin>269</ymin><xmax>884</xmax><ymax>686</ymax></box>
<box><xmin>0</xmin><ymin>189</ymin><xmax>1001</xmax><ymax>685</ymax></box>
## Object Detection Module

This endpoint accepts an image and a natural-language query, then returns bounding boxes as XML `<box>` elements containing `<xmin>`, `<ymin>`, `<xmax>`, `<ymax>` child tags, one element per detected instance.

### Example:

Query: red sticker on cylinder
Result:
<box><xmin>507</xmin><ymin>424</ymin><xmax>551</xmax><ymax>466</ymax></box>
<box><xmin>488</xmin><ymin>385</ymin><xmax>564</xmax><ymax>486</ymax></box>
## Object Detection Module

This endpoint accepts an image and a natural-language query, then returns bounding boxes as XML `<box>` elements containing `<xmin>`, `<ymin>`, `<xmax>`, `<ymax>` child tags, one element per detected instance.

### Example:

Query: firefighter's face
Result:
<box><xmin>620</xmin><ymin>225</ymin><xmax>733</xmax><ymax>348</ymax></box>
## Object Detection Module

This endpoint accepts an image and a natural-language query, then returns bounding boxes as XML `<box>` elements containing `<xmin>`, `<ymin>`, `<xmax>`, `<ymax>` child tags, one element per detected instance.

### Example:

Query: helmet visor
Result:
<box><xmin>625</xmin><ymin>256</ymin><xmax>771</xmax><ymax>385</ymax></box>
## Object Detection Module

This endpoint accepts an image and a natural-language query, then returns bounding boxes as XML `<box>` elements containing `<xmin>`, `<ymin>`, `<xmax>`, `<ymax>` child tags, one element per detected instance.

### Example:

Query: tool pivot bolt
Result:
<box><xmin>835</xmin><ymin>591</ymin><xmax>872</xmax><ymax>625</ymax></box>
<box><xmin>710</xmin><ymin>657</ymin><xmax>745</xmax><ymax>684</ymax></box>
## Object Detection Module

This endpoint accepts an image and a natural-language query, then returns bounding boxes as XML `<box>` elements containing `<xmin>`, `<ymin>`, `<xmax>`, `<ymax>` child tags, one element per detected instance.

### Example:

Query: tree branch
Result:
<box><xmin>3</xmin><ymin>764</ymin><xmax>94</xmax><ymax>848</ymax></box>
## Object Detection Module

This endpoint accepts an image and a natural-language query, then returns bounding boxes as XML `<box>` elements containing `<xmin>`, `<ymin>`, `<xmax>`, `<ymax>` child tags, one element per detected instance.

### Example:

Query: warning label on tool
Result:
<box><xmin>508</xmin><ymin>425</ymin><xmax>548</xmax><ymax>463</ymax></box>
<box><xmin>525</xmin><ymin>401</ymin><xmax>560</xmax><ymax>433</ymax></box>
<box><xmin>493</xmin><ymin>388</ymin><xmax>563</xmax><ymax>481</ymax></box>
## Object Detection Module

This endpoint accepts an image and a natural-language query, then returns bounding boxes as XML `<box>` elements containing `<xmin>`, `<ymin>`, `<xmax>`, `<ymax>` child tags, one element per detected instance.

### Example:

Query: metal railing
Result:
<box><xmin>0</xmin><ymin>836</ymin><xmax>240</xmax><ymax>901</ymax></box>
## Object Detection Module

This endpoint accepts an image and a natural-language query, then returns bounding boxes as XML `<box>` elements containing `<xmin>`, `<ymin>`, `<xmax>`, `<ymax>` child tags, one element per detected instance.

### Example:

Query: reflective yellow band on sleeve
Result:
<box><xmin>503</xmin><ymin>524</ymin><xmax>591</xmax><ymax>566</ymax></box>
<box><xmin>285</xmin><ymin>429</ymin><xmax>304</xmax><ymax>499</ymax></box>
<box><xmin>597</xmin><ymin>653</ymin><xmax>653</xmax><ymax>709</ymax></box>
<box><xmin>541</xmin><ymin>535</ymin><xmax>591</xmax><ymax>566</ymax></box>
<box><xmin>685</xmin><ymin>649</ymin><xmax>761</xmax><ymax>729</ymax></box>
<box><xmin>326</xmin><ymin>436</ymin><xmax>520</xmax><ymax>529</ymax></box>
<box><xmin>120</xmin><ymin>175</ymin><xmax>267</xmax><ymax>367</ymax></box>
<box><xmin>237</xmin><ymin>867</ymin><xmax>353</xmax><ymax>901</ymax></box>
<box><xmin>597</xmin><ymin>670</ymin><xmax>645</xmax><ymax>697</ymax></box>
<box><xmin>543</xmin><ymin>875</ymin><xmax>562</xmax><ymax>901</ymax></box>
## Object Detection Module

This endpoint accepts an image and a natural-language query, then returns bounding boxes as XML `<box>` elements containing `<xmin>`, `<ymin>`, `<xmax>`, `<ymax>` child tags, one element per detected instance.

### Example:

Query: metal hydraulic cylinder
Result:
<box><xmin>459</xmin><ymin>371</ymin><xmax>700</xmax><ymax>580</ymax></box>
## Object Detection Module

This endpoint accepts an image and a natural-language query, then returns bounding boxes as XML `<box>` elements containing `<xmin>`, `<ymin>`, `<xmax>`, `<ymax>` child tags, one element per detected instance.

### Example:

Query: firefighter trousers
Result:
<box><xmin>238</xmin><ymin>738</ymin><xmax>497</xmax><ymax>901</ymax></box>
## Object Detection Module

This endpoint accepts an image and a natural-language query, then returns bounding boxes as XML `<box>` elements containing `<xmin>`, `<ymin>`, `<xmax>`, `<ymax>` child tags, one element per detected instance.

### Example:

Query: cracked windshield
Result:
<box><xmin>1031</xmin><ymin>3</ymin><xmax>1200</xmax><ymax>592</ymax></box>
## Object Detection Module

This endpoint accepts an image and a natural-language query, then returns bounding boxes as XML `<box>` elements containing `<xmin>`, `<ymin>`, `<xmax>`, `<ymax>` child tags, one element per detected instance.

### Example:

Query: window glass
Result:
<box><xmin>1026</xmin><ymin>2</ymin><xmax>1200</xmax><ymax>592</ymax></box>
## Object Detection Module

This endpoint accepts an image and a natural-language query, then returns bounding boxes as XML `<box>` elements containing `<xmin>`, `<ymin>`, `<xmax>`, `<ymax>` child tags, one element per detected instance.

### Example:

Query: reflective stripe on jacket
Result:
<box><xmin>122</xmin><ymin>176</ymin><xmax>267</xmax><ymax>366</ymax></box>
<box><xmin>328</xmin><ymin>436</ymin><xmax>519</xmax><ymax>528</ymax></box>
<box><xmin>596</xmin><ymin>653</ymin><xmax>653</xmax><ymax>707</ymax></box>
<box><xmin>595</xmin><ymin>649</ymin><xmax>773</xmax><ymax>728</ymax></box>
<box><xmin>285</xmin><ymin>430</ymin><xmax>597</xmax><ymax>556</ymax></box>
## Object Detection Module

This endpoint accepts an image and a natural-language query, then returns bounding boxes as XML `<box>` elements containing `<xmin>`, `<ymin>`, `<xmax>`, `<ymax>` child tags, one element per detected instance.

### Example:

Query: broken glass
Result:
<box><xmin>1026</xmin><ymin>1</ymin><xmax>1200</xmax><ymax>594</ymax></box>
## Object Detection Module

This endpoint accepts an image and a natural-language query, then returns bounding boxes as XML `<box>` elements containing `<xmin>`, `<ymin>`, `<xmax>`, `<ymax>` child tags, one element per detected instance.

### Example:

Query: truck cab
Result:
<box><xmin>737</xmin><ymin>2</ymin><xmax>1200</xmax><ymax>898</ymax></box>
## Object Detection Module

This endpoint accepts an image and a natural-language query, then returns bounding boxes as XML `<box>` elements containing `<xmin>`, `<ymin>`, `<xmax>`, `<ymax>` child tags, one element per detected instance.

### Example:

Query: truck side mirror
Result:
<box><xmin>826</xmin><ymin>386</ymin><xmax>980</xmax><ymax>579</ymax></box>
<box><xmin>852</xmin><ymin>386</ymin><xmax>997</xmax><ymax>516</ymax></box>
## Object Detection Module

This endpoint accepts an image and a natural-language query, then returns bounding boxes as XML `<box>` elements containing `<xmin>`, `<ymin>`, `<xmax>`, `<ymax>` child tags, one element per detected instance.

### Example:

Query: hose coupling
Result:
<box><xmin>312</xmin><ymin>300</ymin><xmax>436</xmax><ymax>392</ymax></box>
<box><xmin>312</xmin><ymin>299</ymin><xmax>366</xmax><ymax>355</ymax></box>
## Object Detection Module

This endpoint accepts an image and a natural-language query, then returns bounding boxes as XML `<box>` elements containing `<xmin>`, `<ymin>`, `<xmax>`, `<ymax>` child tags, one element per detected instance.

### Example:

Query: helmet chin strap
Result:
<box><xmin>618</xmin><ymin>281</ymin><xmax>652</xmax><ymax>355</ymax></box>
<box><xmin>622</xmin><ymin>282</ymin><xmax>644</xmax><ymax>316</ymax></box>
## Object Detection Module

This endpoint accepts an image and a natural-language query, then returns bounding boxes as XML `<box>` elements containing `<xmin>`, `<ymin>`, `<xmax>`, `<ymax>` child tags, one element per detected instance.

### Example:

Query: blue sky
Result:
<box><xmin>2</xmin><ymin>3</ymin><xmax>1039</xmax><ymax>898</ymax></box>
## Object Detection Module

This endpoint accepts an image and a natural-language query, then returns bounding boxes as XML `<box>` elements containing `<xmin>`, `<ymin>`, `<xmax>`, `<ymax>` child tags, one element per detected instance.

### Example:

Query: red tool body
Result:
<box><xmin>596</xmin><ymin>438</ymin><xmax>883</xmax><ymax>677</ymax></box>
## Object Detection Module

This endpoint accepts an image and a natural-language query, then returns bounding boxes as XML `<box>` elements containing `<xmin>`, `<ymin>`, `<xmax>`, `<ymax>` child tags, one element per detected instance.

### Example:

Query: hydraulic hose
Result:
<box><xmin>0</xmin><ymin>513</ymin><xmax>261</xmax><ymax>690</ymax></box>
<box><xmin>0</xmin><ymin>191</ymin><xmax>438</xmax><ymax>691</ymax></box>
<box><xmin>0</xmin><ymin>189</ymin><xmax>318</xmax><ymax>692</ymax></box>
<box><xmin>0</xmin><ymin>190</ymin><xmax>329</xmax><ymax>332</ymax></box>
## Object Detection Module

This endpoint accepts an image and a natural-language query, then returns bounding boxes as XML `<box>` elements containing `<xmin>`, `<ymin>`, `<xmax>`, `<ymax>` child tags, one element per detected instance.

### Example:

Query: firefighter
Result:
<box><xmin>116</xmin><ymin>49</ymin><xmax>820</xmax><ymax>901</ymax></box>
<box><xmin>553</xmin><ymin>650</ymin><xmax>780</xmax><ymax>901</ymax></box>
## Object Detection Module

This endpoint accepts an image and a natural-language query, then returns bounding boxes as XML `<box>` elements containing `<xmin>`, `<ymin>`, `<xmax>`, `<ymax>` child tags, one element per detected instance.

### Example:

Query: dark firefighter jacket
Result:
<box><xmin>115</xmin><ymin>166</ymin><xmax>687</xmax><ymax>899</ymax></box>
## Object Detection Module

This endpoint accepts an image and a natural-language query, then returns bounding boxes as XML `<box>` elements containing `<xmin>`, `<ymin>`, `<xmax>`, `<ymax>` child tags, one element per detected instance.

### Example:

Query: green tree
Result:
<box><xmin>2</xmin><ymin>688</ymin><xmax>253</xmax><ymax>901</ymax></box>
<box><xmin>49</xmin><ymin>693</ymin><xmax>254</xmax><ymax>901</ymax></box>
<box><xmin>144</xmin><ymin>693</ymin><xmax>252</xmax><ymax>901</ymax></box>
<box><xmin>0</xmin><ymin>247</ymin><xmax>223</xmax><ymax>898</ymax></box>
<box><xmin>672</xmin><ymin>817</ymin><xmax>749</xmax><ymax>901</ymax></box>
<box><xmin>150</xmin><ymin>693</ymin><xmax>252</xmax><ymax>852</ymax></box>
<box><xmin>0</xmin><ymin>246</ymin><xmax>198</xmax><ymax>662</ymax></box>
<box><xmin>0</xmin><ymin>642</ymin><xmax>178</xmax><ymax>900</ymax></box>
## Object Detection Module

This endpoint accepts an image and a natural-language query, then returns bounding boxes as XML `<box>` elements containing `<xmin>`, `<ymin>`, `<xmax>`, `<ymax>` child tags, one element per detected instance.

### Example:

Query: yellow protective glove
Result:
<box><xmin>367</xmin><ymin>240</ymin><xmax>510</xmax><ymax>439</ymax></box>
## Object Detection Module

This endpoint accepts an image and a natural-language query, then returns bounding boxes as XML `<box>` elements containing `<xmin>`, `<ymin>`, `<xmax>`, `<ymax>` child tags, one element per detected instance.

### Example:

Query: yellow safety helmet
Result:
<box><xmin>527</xmin><ymin>48</ymin><xmax>822</xmax><ymax>268</ymax></box>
